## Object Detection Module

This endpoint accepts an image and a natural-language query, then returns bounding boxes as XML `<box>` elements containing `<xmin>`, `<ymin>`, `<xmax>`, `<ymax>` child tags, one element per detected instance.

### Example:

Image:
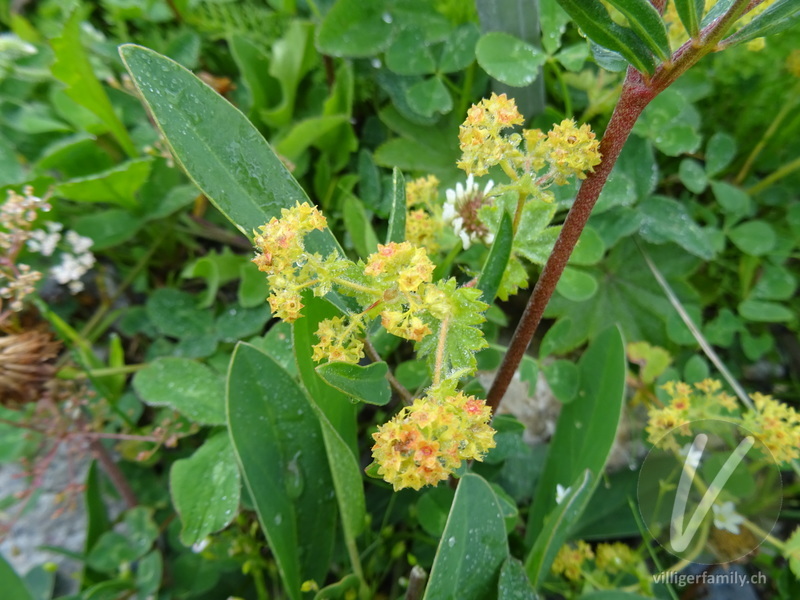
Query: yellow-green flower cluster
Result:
<box><xmin>371</xmin><ymin>384</ymin><xmax>495</xmax><ymax>491</ymax></box>
<box><xmin>406</xmin><ymin>175</ymin><xmax>440</xmax><ymax>209</ymax></box>
<box><xmin>741</xmin><ymin>392</ymin><xmax>800</xmax><ymax>464</ymax></box>
<box><xmin>405</xmin><ymin>176</ymin><xmax>443</xmax><ymax>253</ymax></box>
<box><xmin>253</xmin><ymin>203</ymin><xmax>494</xmax><ymax>490</ymax></box>
<box><xmin>646</xmin><ymin>379</ymin><xmax>800</xmax><ymax>464</ymax></box>
<box><xmin>594</xmin><ymin>542</ymin><xmax>636</xmax><ymax>574</ymax></box>
<box><xmin>551</xmin><ymin>540</ymin><xmax>594</xmax><ymax>582</ymax></box>
<box><xmin>646</xmin><ymin>379</ymin><xmax>738</xmax><ymax>449</ymax></box>
<box><xmin>252</xmin><ymin>202</ymin><xmax>328</xmax><ymax>322</ymax></box>
<box><xmin>457</xmin><ymin>93</ymin><xmax>601</xmax><ymax>195</ymax></box>
<box><xmin>458</xmin><ymin>93</ymin><xmax>524</xmax><ymax>176</ymax></box>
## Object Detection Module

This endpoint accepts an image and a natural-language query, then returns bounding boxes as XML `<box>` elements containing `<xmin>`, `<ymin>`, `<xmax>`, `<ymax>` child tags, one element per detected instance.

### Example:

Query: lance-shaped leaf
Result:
<box><xmin>386</xmin><ymin>168</ymin><xmax>407</xmax><ymax>244</ymax></box>
<box><xmin>423</xmin><ymin>474</ymin><xmax>509</xmax><ymax>599</ymax></box>
<box><xmin>118</xmin><ymin>44</ymin><xmax>342</xmax><ymax>257</ymax></box>
<box><xmin>227</xmin><ymin>343</ymin><xmax>337</xmax><ymax>599</ymax></box>
<box><xmin>524</xmin><ymin>470</ymin><xmax>595</xmax><ymax>588</ymax></box>
<box><xmin>605</xmin><ymin>0</ymin><xmax>672</xmax><ymax>61</ymax></box>
<box><xmin>722</xmin><ymin>0</ymin><xmax>800</xmax><ymax>47</ymax></box>
<box><xmin>477</xmin><ymin>209</ymin><xmax>513</xmax><ymax>305</ymax></box>
<box><xmin>52</xmin><ymin>12</ymin><xmax>137</xmax><ymax>157</ymax></box>
<box><xmin>556</xmin><ymin>0</ymin><xmax>656</xmax><ymax>74</ymax></box>
<box><xmin>526</xmin><ymin>326</ymin><xmax>626</xmax><ymax>544</ymax></box>
<box><xmin>674</xmin><ymin>0</ymin><xmax>705</xmax><ymax>38</ymax></box>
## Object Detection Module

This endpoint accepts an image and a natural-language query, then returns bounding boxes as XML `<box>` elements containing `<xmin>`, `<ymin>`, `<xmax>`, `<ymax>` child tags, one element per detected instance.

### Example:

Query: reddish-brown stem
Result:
<box><xmin>90</xmin><ymin>438</ymin><xmax>138</xmax><ymax>508</ymax></box>
<box><xmin>485</xmin><ymin>0</ymin><xmax>754</xmax><ymax>413</ymax></box>
<box><xmin>486</xmin><ymin>70</ymin><xmax>653</xmax><ymax>413</ymax></box>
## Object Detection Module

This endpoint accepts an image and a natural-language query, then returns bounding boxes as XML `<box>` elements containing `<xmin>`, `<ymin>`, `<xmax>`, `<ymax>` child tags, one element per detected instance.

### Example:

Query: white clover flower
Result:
<box><xmin>442</xmin><ymin>174</ymin><xmax>495</xmax><ymax>250</ymax></box>
<box><xmin>712</xmin><ymin>501</ymin><xmax>746</xmax><ymax>534</ymax></box>
<box><xmin>555</xmin><ymin>483</ymin><xmax>571</xmax><ymax>505</ymax></box>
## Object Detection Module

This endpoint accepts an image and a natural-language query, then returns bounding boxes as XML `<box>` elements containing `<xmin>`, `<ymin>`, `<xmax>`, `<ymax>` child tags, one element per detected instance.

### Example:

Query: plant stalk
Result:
<box><xmin>486</xmin><ymin>0</ymin><xmax>754</xmax><ymax>413</ymax></box>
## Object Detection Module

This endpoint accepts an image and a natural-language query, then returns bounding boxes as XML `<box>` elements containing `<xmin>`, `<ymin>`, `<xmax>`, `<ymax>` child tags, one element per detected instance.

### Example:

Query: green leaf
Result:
<box><xmin>135</xmin><ymin>551</ymin><xmax>163</xmax><ymax>599</ymax></box>
<box><xmin>88</xmin><ymin>507</ymin><xmax>159</xmax><ymax>572</ymax></box>
<box><xmin>386</xmin><ymin>168</ymin><xmax>406</xmax><ymax>244</ymax></box>
<box><xmin>639</xmin><ymin>195</ymin><xmax>715</xmax><ymax>260</ymax></box>
<box><xmin>386</xmin><ymin>28</ymin><xmax>437</xmax><ymax>75</ymax></box>
<box><xmin>146</xmin><ymin>288</ymin><xmax>214</xmax><ymax>339</ymax></box>
<box><xmin>316</xmin><ymin>0</ymin><xmax>394</xmax><ymax>57</ymax></box>
<box><xmin>416</xmin><ymin>280</ymin><xmax>488</xmax><ymax>377</ymax></box>
<box><xmin>51</xmin><ymin>11</ymin><xmax>137</xmax><ymax>157</ymax></box>
<box><xmin>555</xmin><ymin>0</ymin><xmax>655</xmax><ymax>74</ymax></box>
<box><xmin>540</xmin><ymin>0</ymin><xmax>571</xmax><ymax>54</ymax></box>
<box><xmin>406</xmin><ymin>76</ymin><xmax>453</xmax><ymax>118</ymax></box>
<box><xmin>711</xmin><ymin>180</ymin><xmax>751</xmax><ymax>218</ymax></box>
<box><xmin>55</xmin><ymin>158</ymin><xmax>152</xmax><ymax>210</ymax></box>
<box><xmin>81</xmin><ymin>462</ymin><xmax>111</xmax><ymax>588</ymax></box>
<box><xmin>524</xmin><ymin>470</ymin><xmax>595</xmax><ymax>587</ymax></box>
<box><xmin>133</xmin><ymin>358</ymin><xmax>226</xmax><ymax>425</ymax></box>
<box><xmin>556</xmin><ymin>267</ymin><xmax>598</xmax><ymax>302</ymax></box>
<box><xmin>723</xmin><ymin>0</ymin><xmax>800</xmax><ymax>47</ymax></box>
<box><xmin>497</xmin><ymin>557</ymin><xmax>537</xmax><ymax>599</ymax></box>
<box><xmin>227</xmin><ymin>343</ymin><xmax>337</xmax><ymax>600</ymax></box>
<box><xmin>423</xmin><ymin>474</ymin><xmax>509</xmax><ymax>600</ymax></box>
<box><xmin>170</xmin><ymin>431</ymin><xmax>241</xmax><ymax>545</ymax></box>
<box><xmin>439</xmin><ymin>23</ymin><xmax>480</xmax><ymax>73</ymax></box>
<box><xmin>315</xmin><ymin>361</ymin><xmax>391</xmax><ymax>406</ymax></box>
<box><xmin>301</xmin><ymin>382</ymin><xmax>368</xmax><ymax>541</ymax></box>
<box><xmin>477</xmin><ymin>210</ymin><xmax>513</xmax><ymax>305</ymax></box>
<box><xmin>526</xmin><ymin>327</ymin><xmax>626</xmax><ymax>544</ymax></box>
<box><xmin>678</xmin><ymin>158</ymin><xmax>708</xmax><ymax>194</ymax></box>
<box><xmin>238</xmin><ymin>261</ymin><xmax>271</xmax><ymax>308</ymax></box>
<box><xmin>119</xmin><ymin>44</ymin><xmax>342</xmax><ymax>258</ymax></box>
<box><xmin>261</xmin><ymin>22</ymin><xmax>318</xmax><ymax>127</ymax></box>
<box><xmin>729</xmin><ymin>220</ymin><xmax>776</xmax><ymax>256</ymax></box>
<box><xmin>275</xmin><ymin>115</ymin><xmax>350</xmax><ymax>163</ymax></box>
<box><xmin>705</xmin><ymin>132</ymin><xmax>737</xmax><ymax>177</ymax></box>
<box><xmin>541</xmin><ymin>359</ymin><xmax>580</xmax><ymax>403</ymax></box>
<box><xmin>569</xmin><ymin>227</ymin><xmax>606</xmax><ymax>266</ymax></box>
<box><xmin>752</xmin><ymin>264</ymin><xmax>797</xmax><ymax>301</ymax></box>
<box><xmin>292</xmin><ymin>296</ymin><xmax>358</xmax><ymax>438</ymax></box>
<box><xmin>0</xmin><ymin>554</ymin><xmax>34</xmax><ymax>600</ymax></box>
<box><xmin>475</xmin><ymin>32</ymin><xmax>546</xmax><ymax>87</ymax></box>
<box><xmin>342</xmin><ymin>193</ymin><xmax>379</xmax><ymax>258</ymax></box>
<box><xmin>673</xmin><ymin>0</ymin><xmax>704</xmax><ymax>38</ymax></box>
<box><xmin>604</xmin><ymin>0</ymin><xmax>671</xmax><ymax>60</ymax></box>
<box><xmin>228</xmin><ymin>34</ymin><xmax>276</xmax><ymax>125</ymax></box>
<box><xmin>738</xmin><ymin>299</ymin><xmax>794</xmax><ymax>323</ymax></box>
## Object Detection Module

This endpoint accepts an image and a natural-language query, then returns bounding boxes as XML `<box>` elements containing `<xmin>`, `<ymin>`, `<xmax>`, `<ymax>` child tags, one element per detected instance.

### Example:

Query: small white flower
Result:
<box><xmin>27</xmin><ymin>228</ymin><xmax>61</xmax><ymax>257</ymax></box>
<box><xmin>65</xmin><ymin>230</ymin><xmax>93</xmax><ymax>254</ymax></box>
<box><xmin>712</xmin><ymin>501</ymin><xmax>746</xmax><ymax>534</ymax></box>
<box><xmin>555</xmin><ymin>484</ymin><xmax>571</xmax><ymax>505</ymax></box>
<box><xmin>192</xmin><ymin>537</ymin><xmax>211</xmax><ymax>553</ymax></box>
<box><xmin>442</xmin><ymin>175</ymin><xmax>495</xmax><ymax>249</ymax></box>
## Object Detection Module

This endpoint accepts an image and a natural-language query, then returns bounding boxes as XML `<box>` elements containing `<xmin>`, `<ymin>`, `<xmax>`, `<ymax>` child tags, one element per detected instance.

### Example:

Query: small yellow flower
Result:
<box><xmin>371</xmin><ymin>388</ymin><xmax>495</xmax><ymax>491</ymax></box>
<box><xmin>551</xmin><ymin>540</ymin><xmax>594</xmax><ymax>582</ymax></box>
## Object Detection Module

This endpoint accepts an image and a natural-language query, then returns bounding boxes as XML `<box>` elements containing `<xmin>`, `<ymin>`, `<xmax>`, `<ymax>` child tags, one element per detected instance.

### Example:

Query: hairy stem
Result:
<box><xmin>487</xmin><ymin>69</ymin><xmax>653</xmax><ymax>412</ymax></box>
<box><xmin>486</xmin><ymin>0</ymin><xmax>755</xmax><ymax>413</ymax></box>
